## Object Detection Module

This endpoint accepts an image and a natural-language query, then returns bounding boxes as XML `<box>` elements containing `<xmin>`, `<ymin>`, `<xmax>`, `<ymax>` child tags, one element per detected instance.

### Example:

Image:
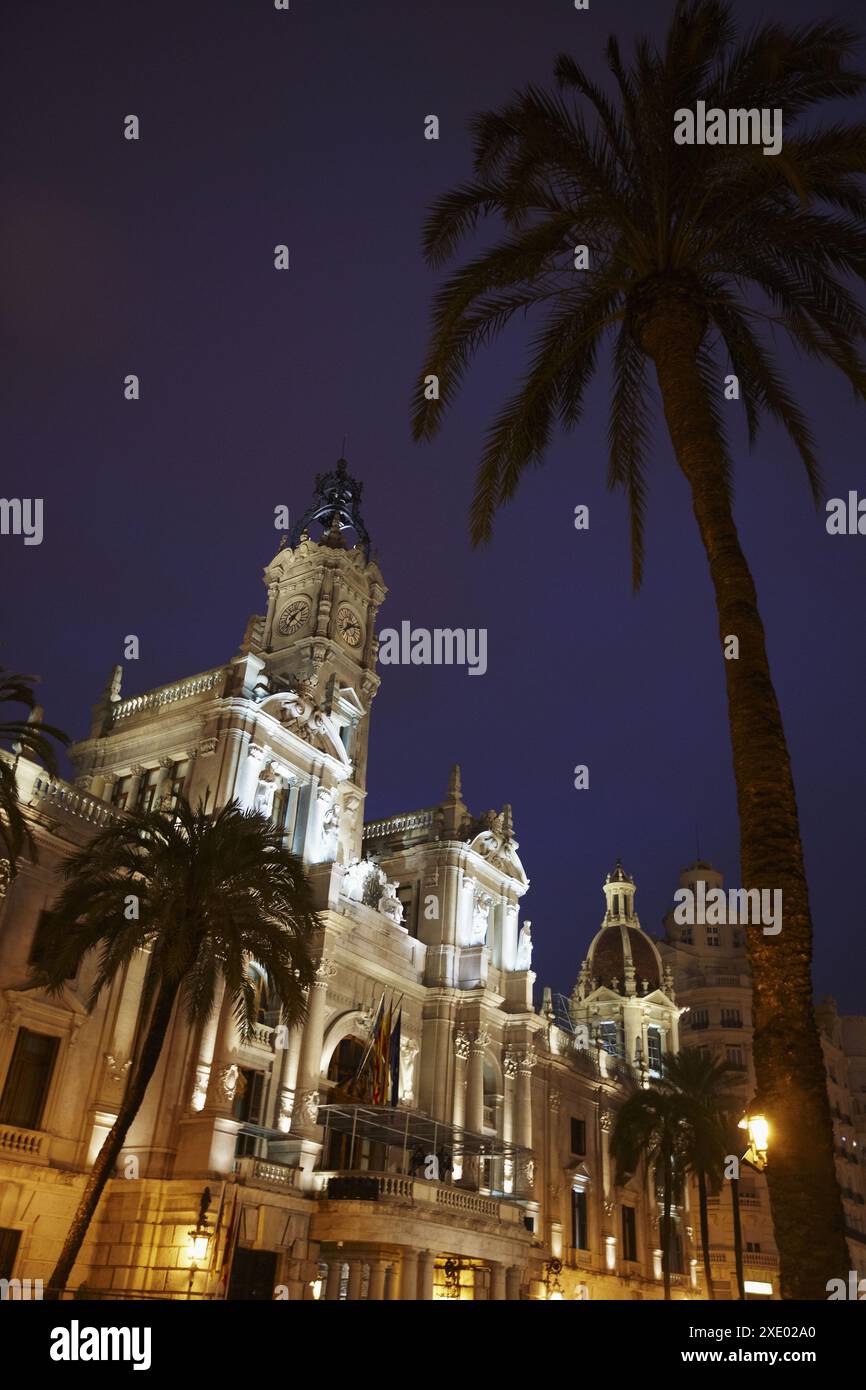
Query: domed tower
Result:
<box><xmin>570</xmin><ymin>860</ymin><xmax>683</xmax><ymax>1079</ymax></box>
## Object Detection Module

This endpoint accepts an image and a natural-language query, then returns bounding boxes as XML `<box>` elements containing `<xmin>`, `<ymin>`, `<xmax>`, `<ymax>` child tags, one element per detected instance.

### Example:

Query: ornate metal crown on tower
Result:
<box><xmin>289</xmin><ymin>457</ymin><xmax>372</xmax><ymax>561</ymax></box>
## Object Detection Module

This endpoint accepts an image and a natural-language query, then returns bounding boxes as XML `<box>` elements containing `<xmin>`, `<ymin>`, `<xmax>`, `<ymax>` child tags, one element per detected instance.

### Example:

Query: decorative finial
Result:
<box><xmin>447</xmin><ymin>763</ymin><xmax>462</xmax><ymax>800</ymax></box>
<box><xmin>501</xmin><ymin>802</ymin><xmax>513</xmax><ymax>840</ymax></box>
<box><xmin>289</xmin><ymin>455</ymin><xmax>371</xmax><ymax>559</ymax></box>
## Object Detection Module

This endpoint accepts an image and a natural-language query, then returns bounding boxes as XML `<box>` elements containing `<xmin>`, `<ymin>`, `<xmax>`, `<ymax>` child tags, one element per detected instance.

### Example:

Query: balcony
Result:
<box><xmin>0</xmin><ymin>1123</ymin><xmax>48</xmax><ymax>1162</ymax></box>
<box><xmin>232</xmin><ymin>1156</ymin><xmax>301</xmax><ymax>1191</ymax></box>
<box><xmin>316</xmin><ymin>1170</ymin><xmax>528</xmax><ymax>1229</ymax></box>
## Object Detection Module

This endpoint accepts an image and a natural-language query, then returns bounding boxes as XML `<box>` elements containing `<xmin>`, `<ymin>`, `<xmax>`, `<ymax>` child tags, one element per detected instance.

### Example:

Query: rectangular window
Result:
<box><xmin>111</xmin><ymin>776</ymin><xmax>132</xmax><ymax>809</ymax></box>
<box><xmin>397</xmin><ymin>883</ymin><xmax>418</xmax><ymax>938</ymax></box>
<box><xmin>680</xmin><ymin>926</ymin><xmax>693</xmax><ymax>944</ymax></box>
<box><xmin>745</xmin><ymin>1241</ymin><xmax>762</xmax><ymax>1253</ymax></box>
<box><xmin>726</xmin><ymin>1045</ymin><xmax>745</xmax><ymax>1068</ymax></box>
<box><xmin>0</xmin><ymin>1028</ymin><xmax>59</xmax><ymax>1131</ymax></box>
<box><xmin>137</xmin><ymin>768</ymin><xmax>160</xmax><ymax>812</ymax></box>
<box><xmin>233</xmin><ymin>1068</ymin><xmax>266</xmax><ymax>1158</ymax></box>
<box><xmin>598</xmin><ymin>1021</ymin><xmax>621</xmax><ymax>1057</ymax></box>
<box><xmin>0</xmin><ymin>1227</ymin><xmax>22</xmax><ymax>1281</ymax></box>
<box><xmin>647</xmin><ymin>1030</ymin><xmax>663</xmax><ymax>1074</ymax></box>
<box><xmin>570</xmin><ymin>1117</ymin><xmax>586</xmax><ymax>1155</ymax></box>
<box><xmin>690</xmin><ymin>1009</ymin><xmax>709</xmax><ymax>1031</ymax></box>
<box><xmin>721</xmin><ymin>1009</ymin><xmax>742</xmax><ymax>1028</ymax></box>
<box><xmin>622</xmin><ymin>1206</ymin><xmax>637</xmax><ymax>1262</ymax></box>
<box><xmin>168</xmin><ymin>760</ymin><xmax>189</xmax><ymax>808</ymax></box>
<box><xmin>572</xmin><ymin>1188</ymin><xmax>588</xmax><ymax>1251</ymax></box>
<box><xmin>706</xmin><ymin>925</ymin><xmax>720</xmax><ymax>947</ymax></box>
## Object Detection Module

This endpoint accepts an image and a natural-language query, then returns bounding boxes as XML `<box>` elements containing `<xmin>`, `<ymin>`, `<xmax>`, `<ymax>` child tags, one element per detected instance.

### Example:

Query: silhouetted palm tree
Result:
<box><xmin>611</xmin><ymin>1084</ymin><xmax>686</xmax><ymax>1299</ymax></box>
<box><xmin>29</xmin><ymin>798</ymin><xmax>319</xmax><ymax>1298</ymax></box>
<box><xmin>412</xmin><ymin>0</ymin><xmax>863</xmax><ymax>1296</ymax></box>
<box><xmin>0</xmin><ymin>668</ymin><xmax>69</xmax><ymax>874</ymax></box>
<box><xmin>662</xmin><ymin>1050</ymin><xmax>741</xmax><ymax>1298</ymax></box>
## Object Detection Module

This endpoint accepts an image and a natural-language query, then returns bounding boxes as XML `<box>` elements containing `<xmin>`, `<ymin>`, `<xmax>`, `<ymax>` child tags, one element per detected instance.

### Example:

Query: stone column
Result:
<box><xmin>465</xmin><ymin>1027</ymin><xmax>489</xmax><ymax>1187</ymax></box>
<box><xmin>127</xmin><ymin>765</ymin><xmax>145</xmax><ymax>811</ymax></box>
<box><xmin>384</xmin><ymin>1265</ymin><xmax>398</xmax><ymax>1300</ymax></box>
<box><xmin>346</xmin><ymin>1261</ymin><xmax>363</xmax><ymax>1301</ymax></box>
<box><xmin>505</xmin><ymin>1265</ymin><xmax>522</xmax><ymax>1301</ymax></box>
<box><xmin>451</xmin><ymin>1028</ymin><xmax>470</xmax><ymax>1180</ymax></box>
<box><xmin>325</xmin><ymin>1259</ymin><xmax>343</xmax><ymax>1301</ymax></box>
<box><xmin>152</xmin><ymin>757</ymin><xmax>173</xmax><ymax>809</ymax></box>
<box><xmin>514</xmin><ymin>1044</ymin><xmax>537</xmax><ymax>1197</ymax></box>
<box><xmin>503</xmin><ymin>1050</ymin><xmax>518</xmax><ymax>1195</ymax></box>
<box><xmin>273</xmin><ymin>1021</ymin><xmax>304</xmax><ymax>1132</ymax></box>
<box><xmin>237</xmin><ymin>741</ymin><xmax>266</xmax><ymax>810</ymax></box>
<box><xmin>466</xmin><ymin>1029</ymin><xmax>487</xmax><ymax>1132</ymax></box>
<box><xmin>368</xmin><ymin>1258</ymin><xmax>387</xmax><ymax>1301</ymax></box>
<box><xmin>401</xmin><ymin>1250</ymin><xmax>419</xmax><ymax>1301</ymax></box>
<box><xmin>417</xmin><ymin>1250</ymin><xmax>435</xmax><ymax>1302</ymax></box>
<box><xmin>489</xmin><ymin>1262</ymin><xmax>506</xmax><ymax>1301</ymax></box>
<box><xmin>599</xmin><ymin>1106</ymin><xmax>614</xmax><ymax>1226</ymax></box>
<box><xmin>293</xmin><ymin>959</ymin><xmax>337</xmax><ymax>1132</ymax></box>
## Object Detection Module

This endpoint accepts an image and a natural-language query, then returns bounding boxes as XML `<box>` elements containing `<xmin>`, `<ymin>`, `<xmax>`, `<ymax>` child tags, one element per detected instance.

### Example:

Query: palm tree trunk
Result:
<box><xmin>46</xmin><ymin>980</ymin><xmax>179</xmax><ymax>1298</ymax></box>
<box><xmin>643</xmin><ymin>303</ymin><xmax>848</xmax><ymax>1299</ymax></box>
<box><xmin>731</xmin><ymin>1174</ymin><xmax>746</xmax><ymax>1300</ymax></box>
<box><xmin>697</xmin><ymin>1169</ymin><xmax>714</xmax><ymax>1299</ymax></box>
<box><xmin>661</xmin><ymin>1155</ymin><xmax>672</xmax><ymax>1301</ymax></box>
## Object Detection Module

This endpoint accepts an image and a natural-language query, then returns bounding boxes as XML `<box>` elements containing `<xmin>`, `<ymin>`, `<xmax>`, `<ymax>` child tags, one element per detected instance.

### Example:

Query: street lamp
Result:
<box><xmin>738</xmin><ymin>1105</ymin><xmax>770</xmax><ymax>1172</ymax></box>
<box><xmin>730</xmin><ymin>1103</ymin><xmax>770</xmax><ymax>1302</ymax></box>
<box><xmin>187</xmin><ymin>1187</ymin><xmax>214</xmax><ymax>1266</ymax></box>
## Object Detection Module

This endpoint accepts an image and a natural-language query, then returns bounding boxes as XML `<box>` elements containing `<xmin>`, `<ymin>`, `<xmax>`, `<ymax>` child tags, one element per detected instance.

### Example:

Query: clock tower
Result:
<box><xmin>246</xmin><ymin>458</ymin><xmax>386</xmax><ymax>797</ymax></box>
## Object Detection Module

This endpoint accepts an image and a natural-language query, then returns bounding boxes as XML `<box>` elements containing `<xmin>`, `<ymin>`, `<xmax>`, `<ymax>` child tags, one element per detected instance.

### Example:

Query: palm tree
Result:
<box><xmin>28</xmin><ymin>798</ymin><xmax>319</xmax><ymax>1298</ymax></box>
<box><xmin>611</xmin><ymin>1084</ymin><xmax>686</xmax><ymax>1299</ymax></box>
<box><xmin>411</xmin><ymin>0</ymin><xmax>862</xmax><ymax>1296</ymax></box>
<box><xmin>661</xmin><ymin>1050</ymin><xmax>741</xmax><ymax>1299</ymax></box>
<box><xmin>0</xmin><ymin>668</ymin><xmax>69</xmax><ymax>875</ymax></box>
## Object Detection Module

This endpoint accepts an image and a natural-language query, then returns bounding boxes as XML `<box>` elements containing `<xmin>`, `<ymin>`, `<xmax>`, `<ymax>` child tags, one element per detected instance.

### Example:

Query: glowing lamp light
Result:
<box><xmin>187</xmin><ymin>1186</ymin><xmax>214</xmax><ymax>1266</ymax></box>
<box><xmin>738</xmin><ymin>1106</ymin><xmax>770</xmax><ymax>1171</ymax></box>
<box><xmin>543</xmin><ymin>1258</ymin><xmax>564</xmax><ymax>1300</ymax></box>
<box><xmin>189</xmin><ymin>1231</ymin><xmax>210</xmax><ymax>1263</ymax></box>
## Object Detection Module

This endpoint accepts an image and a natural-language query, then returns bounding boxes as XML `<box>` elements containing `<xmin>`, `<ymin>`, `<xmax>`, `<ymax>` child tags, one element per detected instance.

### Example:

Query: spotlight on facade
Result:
<box><xmin>738</xmin><ymin>1104</ymin><xmax>769</xmax><ymax>1171</ymax></box>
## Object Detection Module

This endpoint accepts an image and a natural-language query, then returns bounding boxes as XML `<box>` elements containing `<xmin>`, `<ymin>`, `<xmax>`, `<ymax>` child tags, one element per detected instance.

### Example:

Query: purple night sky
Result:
<box><xmin>2</xmin><ymin>0</ymin><xmax>864</xmax><ymax>1012</ymax></box>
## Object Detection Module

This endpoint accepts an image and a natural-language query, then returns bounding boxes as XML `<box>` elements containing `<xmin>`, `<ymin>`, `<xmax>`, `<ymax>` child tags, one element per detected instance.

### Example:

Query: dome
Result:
<box><xmin>585</xmin><ymin>922</ymin><xmax>663</xmax><ymax>995</ymax></box>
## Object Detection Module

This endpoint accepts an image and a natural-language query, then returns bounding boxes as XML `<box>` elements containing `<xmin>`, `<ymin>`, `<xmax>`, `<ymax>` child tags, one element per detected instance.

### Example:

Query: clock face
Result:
<box><xmin>278</xmin><ymin>599</ymin><xmax>310</xmax><ymax>636</ymax></box>
<box><xmin>337</xmin><ymin>605</ymin><xmax>363</xmax><ymax>648</ymax></box>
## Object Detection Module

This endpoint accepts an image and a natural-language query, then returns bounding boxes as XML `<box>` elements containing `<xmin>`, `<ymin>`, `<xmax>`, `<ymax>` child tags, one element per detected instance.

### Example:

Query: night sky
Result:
<box><xmin>3</xmin><ymin>0</ymin><xmax>864</xmax><ymax>1013</ymax></box>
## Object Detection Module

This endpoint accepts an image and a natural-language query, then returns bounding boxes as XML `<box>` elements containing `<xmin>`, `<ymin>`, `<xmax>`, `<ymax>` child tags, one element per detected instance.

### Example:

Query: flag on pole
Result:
<box><xmin>389</xmin><ymin>1007</ymin><xmax>402</xmax><ymax>1107</ymax></box>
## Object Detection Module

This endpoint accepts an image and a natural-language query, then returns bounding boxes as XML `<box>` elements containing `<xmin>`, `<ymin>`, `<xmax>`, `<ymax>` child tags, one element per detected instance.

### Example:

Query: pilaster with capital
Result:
<box><xmin>293</xmin><ymin>958</ymin><xmax>337</xmax><ymax>1130</ymax></box>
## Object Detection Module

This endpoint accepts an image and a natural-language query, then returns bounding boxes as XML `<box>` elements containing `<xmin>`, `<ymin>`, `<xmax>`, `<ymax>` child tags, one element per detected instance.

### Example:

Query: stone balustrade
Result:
<box><xmin>111</xmin><ymin>669</ymin><xmax>226</xmax><ymax>723</ymax></box>
<box><xmin>29</xmin><ymin>776</ymin><xmax>119</xmax><ymax>828</ymax></box>
<box><xmin>0</xmin><ymin>1124</ymin><xmax>47</xmax><ymax>1159</ymax></box>
<box><xmin>362</xmin><ymin>808</ymin><xmax>437</xmax><ymax>841</ymax></box>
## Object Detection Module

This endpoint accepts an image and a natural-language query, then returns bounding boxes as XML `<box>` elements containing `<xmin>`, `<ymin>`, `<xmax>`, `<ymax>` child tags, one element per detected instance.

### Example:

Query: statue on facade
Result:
<box><xmin>515</xmin><ymin>920</ymin><xmax>533</xmax><ymax>971</ymax></box>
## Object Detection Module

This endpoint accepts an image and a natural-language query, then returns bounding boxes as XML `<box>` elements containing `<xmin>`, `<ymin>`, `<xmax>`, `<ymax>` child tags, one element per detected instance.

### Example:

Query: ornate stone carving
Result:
<box><xmin>277</xmin><ymin>1087</ymin><xmax>294</xmax><ymax>1133</ymax></box>
<box><xmin>515</xmin><ymin>920</ymin><xmax>533</xmax><ymax>971</ymax></box>
<box><xmin>599</xmin><ymin>1108</ymin><xmax>614</xmax><ymax>1132</ymax></box>
<box><xmin>470</xmin><ymin>888</ymin><xmax>492</xmax><ymax>946</ymax></box>
<box><xmin>314</xmin><ymin>958</ymin><xmax>338</xmax><ymax>984</ymax></box>
<box><xmin>453</xmin><ymin>1028</ymin><xmax>470</xmax><ymax>1062</ymax></box>
<box><xmin>254</xmin><ymin>762</ymin><xmax>277</xmax><ymax>818</ymax></box>
<box><xmin>0</xmin><ymin>858</ymin><xmax>10</xmax><ymax>902</ymax></box>
<box><xmin>199</xmin><ymin>738</ymin><xmax>218</xmax><ymax>757</ymax></box>
<box><xmin>296</xmin><ymin>1089</ymin><xmax>320</xmax><ymax>1126</ymax></box>
<box><xmin>519</xmin><ymin>1045</ymin><xmax>538</xmax><ymax>1073</ymax></box>
<box><xmin>399</xmin><ymin>1036</ymin><xmax>419</xmax><ymax>1103</ymax></box>
<box><xmin>603</xmin><ymin>1197</ymin><xmax>615</xmax><ymax>1216</ymax></box>
<box><xmin>549</xmin><ymin>1088</ymin><xmax>561</xmax><ymax>1113</ymax></box>
<box><xmin>104</xmin><ymin>1052</ymin><xmax>132</xmax><ymax>1085</ymax></box>
<box><xmin>190</xmin><ymin>1064</ymin><xmax>209</xmax><ymax>1112</ymax></box>
<box><xmin>472</xmin><ymin>1026</ymin><xmax>492</xmax><ymax>1051</ymax></box>
<box><xmin>503</xmin><ymin>1050</ymin><xmax>519</xmax><ymax>1080</ymax></box>
<box><xmin>219</xmin><ymin>1062</ymin><xmax>242</xmax><ymax>1103</ymax></box>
